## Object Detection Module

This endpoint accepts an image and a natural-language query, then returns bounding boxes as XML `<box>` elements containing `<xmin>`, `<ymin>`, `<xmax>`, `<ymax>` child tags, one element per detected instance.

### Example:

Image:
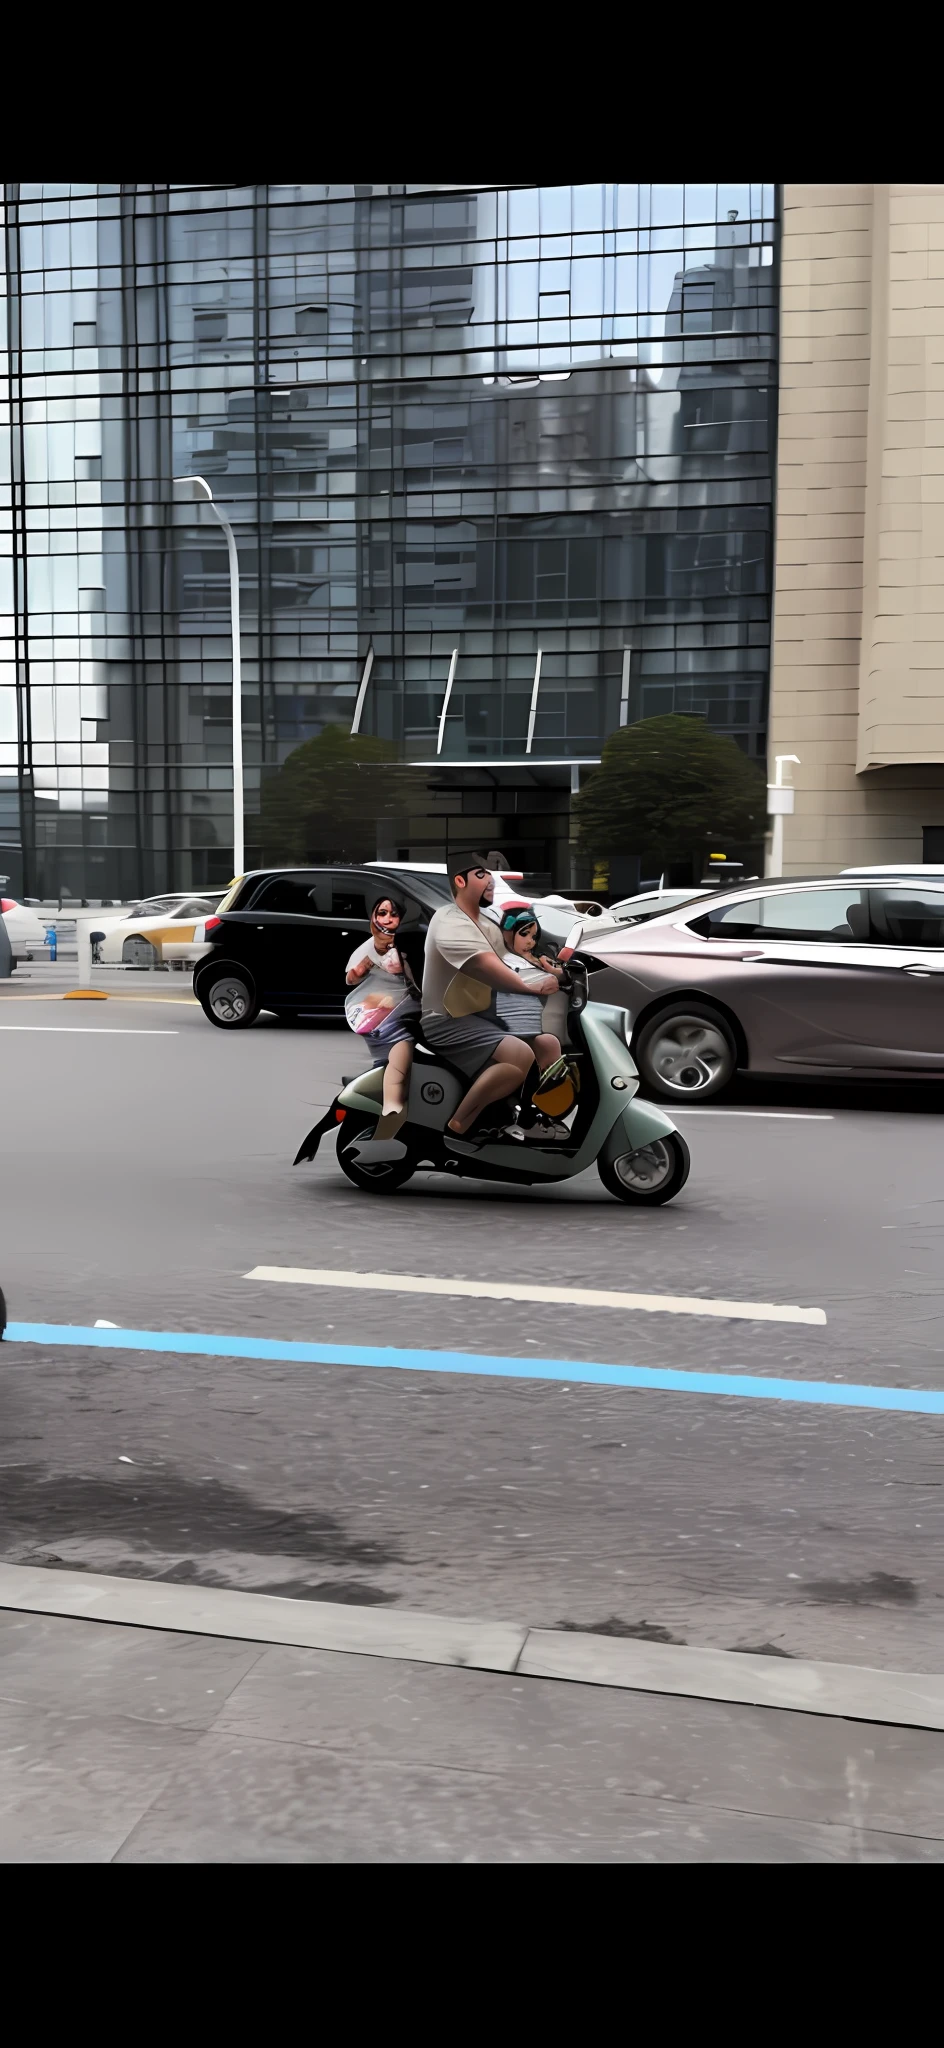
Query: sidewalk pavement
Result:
<box><xmin>1</xmin><ymin>1569</ymin><xmax>942</xmax><ymax>1862</ymax></box>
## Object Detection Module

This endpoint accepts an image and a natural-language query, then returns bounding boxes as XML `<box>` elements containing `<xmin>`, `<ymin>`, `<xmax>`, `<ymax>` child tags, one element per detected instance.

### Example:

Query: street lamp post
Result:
<box><xmin>766</xmin><ymin>754</ymin><xmax>800</xmax><ymax>878</ymax></box>
<box><xmin>173</xmin><ymin>476</ymin><xmax>244</xmax><ymax>877</ymax></box>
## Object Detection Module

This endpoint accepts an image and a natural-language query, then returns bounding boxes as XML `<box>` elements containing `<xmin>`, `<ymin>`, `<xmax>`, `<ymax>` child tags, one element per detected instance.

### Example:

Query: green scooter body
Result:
<box><xmin>336</xmin><ymin>1001</ymin><xmax>679</xmax><ymax>1184</ymax></box>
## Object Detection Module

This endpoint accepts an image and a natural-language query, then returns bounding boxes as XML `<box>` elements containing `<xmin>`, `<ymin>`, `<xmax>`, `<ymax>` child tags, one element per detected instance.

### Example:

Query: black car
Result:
<box><xmin>192</xmin><ymin>865</ymin><xmax>451</xmax><ymax>1027</ymax></box>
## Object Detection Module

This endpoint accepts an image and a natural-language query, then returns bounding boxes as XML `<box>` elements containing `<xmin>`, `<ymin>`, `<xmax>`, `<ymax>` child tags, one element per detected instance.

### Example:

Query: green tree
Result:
<box><xmin>258</xmin><ymin>725</ymin><xmax>422</xmax><ymax>866</ymax></box>
<box><xmin>575</xmin><ymin>715</ymin><xmax>767</xmax><ymax>878</ymax></box>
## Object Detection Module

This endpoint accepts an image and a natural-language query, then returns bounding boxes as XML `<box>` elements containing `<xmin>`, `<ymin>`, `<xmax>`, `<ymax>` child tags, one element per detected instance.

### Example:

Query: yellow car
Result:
<box><xmin>96</xmin><ymin>892</ymin><xmax>228</xmax><ymax>968</ymax></box>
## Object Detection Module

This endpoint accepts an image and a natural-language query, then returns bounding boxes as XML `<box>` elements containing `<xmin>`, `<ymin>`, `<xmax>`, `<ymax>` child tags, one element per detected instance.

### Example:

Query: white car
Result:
<box><xmin>96</xmin><ymin>892</ymin><xmax>227</xmax><ymax>968</ymax></box>
<box><xmin>609</xmin><ymin>886</ymin><xmax>716</xmax><ymax>925</ymax></box>
<box><xmin>366</xmin><ymin>861</ymin><xmax>619</xmax><ymax>947</ymax></box>
<box><xmin>485</xmin><ymin>878</ymin><xmax>620</xmax><ymax>945</ymax></box>
<box><xmin>1</xmin><ymin>895</ymin><xmax>48</xmax><ymax>961</ymax></box>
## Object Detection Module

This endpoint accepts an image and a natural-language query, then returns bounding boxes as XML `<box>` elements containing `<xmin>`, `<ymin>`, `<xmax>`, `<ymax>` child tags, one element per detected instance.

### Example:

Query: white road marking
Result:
<box><xmin>0</xmin><ymin>1024</ymin><xmax>178</xmax><ymax>1035</ymax></box>
<box><xmin>671</xmin><ymin>1108</ymin><xmax>833</xmax><ymax>1120</ymax></box>
<box><xmin>244</xmin><ymin>1265</ymin><xmax>827</xmax><ymax>1327</ymax></box>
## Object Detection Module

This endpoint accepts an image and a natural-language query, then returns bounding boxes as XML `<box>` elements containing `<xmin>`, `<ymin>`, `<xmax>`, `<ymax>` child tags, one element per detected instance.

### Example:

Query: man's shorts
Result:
<box><xmin>419</xmin><ymin>1010</ymin><xmax>508</xmax><ymax>1077</ymax></box>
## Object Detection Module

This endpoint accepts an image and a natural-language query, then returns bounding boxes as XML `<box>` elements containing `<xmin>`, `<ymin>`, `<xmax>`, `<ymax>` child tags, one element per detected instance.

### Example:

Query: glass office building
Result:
<box><xmin>0</xmin><ymin>182</ymin><xmax>777</xmax><ymax>900</ymax></box>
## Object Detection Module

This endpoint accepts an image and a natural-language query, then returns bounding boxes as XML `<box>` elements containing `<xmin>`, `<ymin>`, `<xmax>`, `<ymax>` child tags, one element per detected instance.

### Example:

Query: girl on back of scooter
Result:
<box><xmin>345</xmin><ymin>895</ymin><xmax>420</xmax><ymax>1141</ymax></box>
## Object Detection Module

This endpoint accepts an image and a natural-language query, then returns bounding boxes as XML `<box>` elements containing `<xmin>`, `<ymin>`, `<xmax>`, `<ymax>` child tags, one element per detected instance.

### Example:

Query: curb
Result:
<box><xmin>1</xmin><ymin>1563</ymin><xmax>943</xmax><ymax>1732</ymax></box>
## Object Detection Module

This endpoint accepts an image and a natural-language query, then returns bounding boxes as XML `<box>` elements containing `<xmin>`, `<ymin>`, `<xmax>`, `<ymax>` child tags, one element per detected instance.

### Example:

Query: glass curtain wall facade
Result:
<box><xmin>0</xmin><ymin>182</ymin><xmax>777</xmax><ymax>900</ymax></box>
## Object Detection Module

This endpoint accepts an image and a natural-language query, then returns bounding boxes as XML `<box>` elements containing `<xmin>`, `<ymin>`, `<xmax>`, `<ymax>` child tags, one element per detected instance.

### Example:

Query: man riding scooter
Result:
<box><xmin>419</xmin><ymin>853</ymin><xmax>566</xmax><ymax>1146</ymax></box>
<box><xmin>294</xmin><ymin>877</ymin><xmax>691</xmax><ymax>1203</ymax></box>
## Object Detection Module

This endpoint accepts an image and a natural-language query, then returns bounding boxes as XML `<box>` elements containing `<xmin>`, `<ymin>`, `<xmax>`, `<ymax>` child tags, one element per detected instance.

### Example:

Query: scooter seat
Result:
<box><xmin>412</xmin><ymin>1041</ymin><xmax>473</xmax><ymax>1090</ymax></box>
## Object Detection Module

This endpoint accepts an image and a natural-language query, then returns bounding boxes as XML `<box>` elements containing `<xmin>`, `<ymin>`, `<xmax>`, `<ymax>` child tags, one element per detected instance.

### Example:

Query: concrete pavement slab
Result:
<box><xmin>0</xmin><ymin>1609</ymin><xmax>264</xmax><ymax>1730</ymax></box>
<box><xmin>1</xmin><ymin>1602</ymin><xmax>942</xmax><ymax>1861</ymax></box>
<box><xmin>0</xmin><ymin>1696</ymin><xmax>199</xmax><ymax>1862</ymax></box>
<box><xmin>110</xmin><ymin>1733</ymin><xmax>943</xmax><ymax>1864</ymax></box>
<box><xmin>0</xmin><ymin>1564</ymin><xmax>527</xmax><ymax>1673</ymax></box>
<box><xmin>518</xmin><ymin>1629</ymin><xmax>944</xmax><ymax>1729</ymax></box>
<box><xmin>214</xmin><ymin>1644</ymin><xmax>944</xmax><ymax>1838</ymax></box>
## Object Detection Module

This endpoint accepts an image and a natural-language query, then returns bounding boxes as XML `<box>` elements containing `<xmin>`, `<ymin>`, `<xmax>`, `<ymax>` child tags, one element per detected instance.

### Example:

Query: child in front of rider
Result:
<box><xmin>494</xmin><ymin>905</ymin><xmax>565</xmax><ymax>1077</ymax></box>
<box><xmin>345</xmin><ymin>895</ymin><xmax>420</xmax><ymax>1140</ymax></box>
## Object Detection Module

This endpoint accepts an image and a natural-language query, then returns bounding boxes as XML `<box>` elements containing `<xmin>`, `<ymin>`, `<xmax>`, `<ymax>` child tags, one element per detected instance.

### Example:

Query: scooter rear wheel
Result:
<box><xmin>598</xmin><ymin>1133</ymin><xmax>690</xmax><ymax>1205</ymax></box>
<box><xmin>337</xmin><ymin>1112</ymin><xmax>416</xmax><ymax>1193</ymax></box>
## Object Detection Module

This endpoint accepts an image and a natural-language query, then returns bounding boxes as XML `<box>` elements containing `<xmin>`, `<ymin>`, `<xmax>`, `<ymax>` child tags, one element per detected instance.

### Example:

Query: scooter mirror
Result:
<box><xmin>556</xmin><ymin>919</ymin><xmax>584</xmax><ymax>963</ymax></box>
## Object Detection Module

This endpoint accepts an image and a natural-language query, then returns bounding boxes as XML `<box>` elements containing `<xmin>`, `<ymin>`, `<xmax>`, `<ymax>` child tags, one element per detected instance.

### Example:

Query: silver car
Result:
<box><xmin>582</xmin><ymin>875</ymin><xmax>944</xmax><ymax>1100</ymax></box>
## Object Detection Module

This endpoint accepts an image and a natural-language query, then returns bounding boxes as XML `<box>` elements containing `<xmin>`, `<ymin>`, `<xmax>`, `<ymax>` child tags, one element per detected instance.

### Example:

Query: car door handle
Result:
<box><xmin>901</xmin><ymin>963</ymin><xmax>933</xmax><ymax>976</ymax></box>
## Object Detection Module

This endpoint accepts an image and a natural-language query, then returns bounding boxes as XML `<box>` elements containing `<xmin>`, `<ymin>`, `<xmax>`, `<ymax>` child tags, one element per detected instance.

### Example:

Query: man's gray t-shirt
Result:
<box><xmin>422</xmin><ymin>903</ymin><xmax>506</xmax><ymax>1018</ymax></box>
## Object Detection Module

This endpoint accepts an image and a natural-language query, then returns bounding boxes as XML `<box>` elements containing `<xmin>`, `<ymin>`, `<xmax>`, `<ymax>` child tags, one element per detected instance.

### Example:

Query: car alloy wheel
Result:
<box><xmin>635</xmin><ymin>1004</ymin><xmax>736</xmax><ymax>1101</ymax></box>
<box><xmin>205</xmin><ymin>974</ymin><xmax>256</xmax><ymax>1026</ymax></box>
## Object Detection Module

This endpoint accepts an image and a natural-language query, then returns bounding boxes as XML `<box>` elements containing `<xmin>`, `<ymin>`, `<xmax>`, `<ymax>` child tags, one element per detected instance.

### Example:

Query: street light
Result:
<box><xmin>173</xmin><ymin>476</ymin><xmax>244</xmax><ymax>876</ymax></box>
<box><xmin>766</xmin><ymin>754</ymin><xmax>800</xmax><ymax>878</ymax></box>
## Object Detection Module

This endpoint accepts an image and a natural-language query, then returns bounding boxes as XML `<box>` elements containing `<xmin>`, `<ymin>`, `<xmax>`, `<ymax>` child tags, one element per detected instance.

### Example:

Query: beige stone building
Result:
<box><xmin>770</xmin><ymin>183</ymin><xmax>944</xmax><ymax>872</ymax></box>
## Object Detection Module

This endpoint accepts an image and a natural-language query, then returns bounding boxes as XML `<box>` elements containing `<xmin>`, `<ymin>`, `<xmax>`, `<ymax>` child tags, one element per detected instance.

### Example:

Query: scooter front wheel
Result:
<box><xmin>337</xmin><ymin>1112</ymin><xmax>416</xmax><ymax>1193</ymax></box>
<box><xmin>598</xmin><ymin>1133</ymin><xmax>690</xmax><ymax>1206</ymax></box>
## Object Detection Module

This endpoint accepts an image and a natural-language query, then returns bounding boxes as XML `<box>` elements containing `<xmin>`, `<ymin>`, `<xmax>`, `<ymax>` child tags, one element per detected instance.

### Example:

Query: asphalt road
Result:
<box><xmin>1</xmin><ymin>978</ymin><xmax>943</xmax><ymax>1674</ymax></box>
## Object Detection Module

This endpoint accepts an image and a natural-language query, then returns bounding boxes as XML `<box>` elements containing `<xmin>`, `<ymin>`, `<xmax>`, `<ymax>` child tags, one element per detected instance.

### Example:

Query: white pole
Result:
<box><xmin>619</xmin><ymin>646</ymin><xmax>631</xmax><ymax>726</ymax></box>
<box><xmin>765</xmin><ymin>755</ymin><xmax>799</xmax><ymax>879</ymax></box>
<box><xmin>214</xmin><ymin>505</ymin><xmax>244</xmax><ymax>878</ymax></box>
<box><xmin>173</xmin><ymin>477</ymin><xmax>244</xmax><ymax>878</ymax></box>
<box><xmin>350</xmin><ymin>644</ymin><xmax>374</xmax><ymax>735</ymax></box>
<box><xmin>436</xmin><ymin>648</ymin><xmax>459</xmax><ymax>756</ymax></box>
<box><xmin>525</xmin><ymin>648</ymin><xmax>543</xmax><ymax>755</ymax></box>
<box><xmin>74</xmin><ymin>915</ymin><xmax>93</xmax><ymax>986</ymax></box>
<box><xmin>569</xmin><ymin>762</ymin><xmax>580</xmax><ymax>892</ymax></box>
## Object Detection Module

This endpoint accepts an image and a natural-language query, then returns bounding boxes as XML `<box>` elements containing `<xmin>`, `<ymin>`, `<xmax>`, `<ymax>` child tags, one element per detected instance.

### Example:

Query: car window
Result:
<box><xmin>692</xmin><ymin>887</ymin><xmax>868</xmax><ymax>942</ymax></box>
<box><xmin>294</xmin><ymin>873</ymin><xmax>374</xmax><ymax>919</ymax></box>
<box><xmin>249</xmin><ymin>876</ymin><xmax>320</xmax><ymax>915</ymax></box>
<box><xmin>327</xmin><ymin>876</ymin><xmax>371</xmax><ymax>919</ymax></box>
<box><xmin>869</xmin><ymin>887</ymin><xmax>944</xmax><ymax>946</ymax></box>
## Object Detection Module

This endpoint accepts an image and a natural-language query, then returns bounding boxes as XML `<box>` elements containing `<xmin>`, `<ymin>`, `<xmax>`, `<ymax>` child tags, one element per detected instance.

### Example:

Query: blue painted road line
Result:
<box><xmin>4</xmin><ymin>1321</ymin><xmax>944</xmax><ymax>1416</ymax></box>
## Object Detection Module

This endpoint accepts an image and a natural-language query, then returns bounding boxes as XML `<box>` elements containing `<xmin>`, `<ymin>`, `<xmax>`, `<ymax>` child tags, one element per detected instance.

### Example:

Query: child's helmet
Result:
<box><xmin>499</xmin><ymin>904</ymin><xmax>540</xmax><ymax>944</ymax></box>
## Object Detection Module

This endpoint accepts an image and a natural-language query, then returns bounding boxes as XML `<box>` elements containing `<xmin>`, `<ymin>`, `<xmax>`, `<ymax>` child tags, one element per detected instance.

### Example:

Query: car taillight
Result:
<box><xmin>204</xmin><ymin>916</ymin><xmax>222</xmax><ymax>934</ymax></box>
<box><xmin>0</xmin><ymin>899</ymin><xmax>14</xmax><ymax>913</ymax></box>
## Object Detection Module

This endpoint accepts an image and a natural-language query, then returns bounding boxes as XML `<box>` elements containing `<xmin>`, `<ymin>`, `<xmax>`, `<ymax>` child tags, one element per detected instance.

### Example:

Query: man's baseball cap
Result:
<box><xmin>449</xmin><ymin>852</ymin><xmax>492</xmax><ymax>881</ymax></box>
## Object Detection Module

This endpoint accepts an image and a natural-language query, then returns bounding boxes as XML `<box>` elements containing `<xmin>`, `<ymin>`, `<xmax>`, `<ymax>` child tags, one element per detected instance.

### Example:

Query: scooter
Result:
<box><xmin>294</xmin><ymin>921</ymin><xmax>691</xmax><ymax>1207</ymax></box>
